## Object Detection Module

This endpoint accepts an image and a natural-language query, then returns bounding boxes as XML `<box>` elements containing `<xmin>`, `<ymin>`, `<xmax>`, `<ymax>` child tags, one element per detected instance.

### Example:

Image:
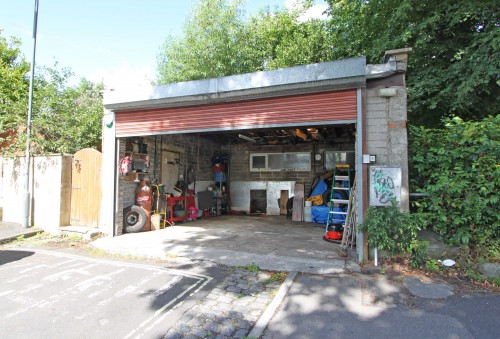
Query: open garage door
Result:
<box><xmin>114</xmin><ymin>90</ymin><xmax>357</xmax><ymax>137</ymax></box>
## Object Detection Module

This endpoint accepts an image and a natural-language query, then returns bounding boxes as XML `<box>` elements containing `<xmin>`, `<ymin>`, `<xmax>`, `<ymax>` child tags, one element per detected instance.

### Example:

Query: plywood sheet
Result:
<box><xmin>279</xmin><ymin>190</ymin><xmax>289</xmax><ymax>215</ymax></box>
<box><xmin>292</xmin><ymin>184</ymin><xmax>304</xmax><ymax>221</ymax></box>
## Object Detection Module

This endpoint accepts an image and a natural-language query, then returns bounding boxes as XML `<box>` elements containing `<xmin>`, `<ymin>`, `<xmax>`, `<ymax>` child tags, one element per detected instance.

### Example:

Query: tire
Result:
<box><xmin>123</xmin><ymin>205</ymin><xmax>147</xmax><ymax>233</ymax></box>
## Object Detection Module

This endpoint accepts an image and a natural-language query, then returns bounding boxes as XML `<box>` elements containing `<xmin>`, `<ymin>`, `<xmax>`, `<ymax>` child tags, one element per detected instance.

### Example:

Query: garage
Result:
<box><xmin>101</xmin><ymin>48</ymin><xmax>412</xmax><ymax>261</ymax></box>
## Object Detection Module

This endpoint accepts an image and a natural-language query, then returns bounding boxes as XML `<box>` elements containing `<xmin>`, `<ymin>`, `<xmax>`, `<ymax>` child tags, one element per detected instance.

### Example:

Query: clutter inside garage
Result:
<box><xmin>119</xmin><ymin>124</ymin><xmax>356</xmax><ymax>238</ymax></box>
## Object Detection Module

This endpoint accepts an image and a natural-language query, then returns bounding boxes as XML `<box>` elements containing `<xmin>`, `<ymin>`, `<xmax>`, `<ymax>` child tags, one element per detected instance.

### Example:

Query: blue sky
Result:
<box><xmin>0</xmin><ymin>0</ymin><xmax>327</xmax><ymax>89</ymax></box>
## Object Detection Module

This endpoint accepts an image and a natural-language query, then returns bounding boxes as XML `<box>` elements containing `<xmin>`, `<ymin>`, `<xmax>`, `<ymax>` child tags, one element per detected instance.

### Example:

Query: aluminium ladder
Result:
<box><xmin>325</xmin><ymin>164</ymin><xmax>351</xmax><ymax>236</ymax></box>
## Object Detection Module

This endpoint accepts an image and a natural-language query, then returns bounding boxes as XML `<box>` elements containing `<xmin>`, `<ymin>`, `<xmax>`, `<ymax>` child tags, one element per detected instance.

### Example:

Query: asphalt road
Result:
<box><xmin>0</xmin><ymin>248</ymin><xmax>221</xmax><ymax>339</ymax></box>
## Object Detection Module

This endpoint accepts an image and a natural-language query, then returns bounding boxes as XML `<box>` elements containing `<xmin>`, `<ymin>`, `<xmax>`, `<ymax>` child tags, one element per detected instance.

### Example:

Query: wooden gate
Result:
<box><xmin>70</xmin><ymin>148</ymin><xmax>102</xmax><ymax>227</ymax></box>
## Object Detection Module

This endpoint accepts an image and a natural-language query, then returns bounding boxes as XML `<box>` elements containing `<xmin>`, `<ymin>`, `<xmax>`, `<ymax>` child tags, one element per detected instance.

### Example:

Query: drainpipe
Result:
<box><xmin>356</xmin><ymin>87</ymin><xmax>364</xmax><ymax>262</ymax></box>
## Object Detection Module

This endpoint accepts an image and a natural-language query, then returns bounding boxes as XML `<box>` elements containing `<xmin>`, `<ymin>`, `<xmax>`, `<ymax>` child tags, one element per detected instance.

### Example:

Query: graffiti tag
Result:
<box><xmin>370</xmin><ymin>167</ymin><xmax>401</xmax><ymax>206</ymax></box>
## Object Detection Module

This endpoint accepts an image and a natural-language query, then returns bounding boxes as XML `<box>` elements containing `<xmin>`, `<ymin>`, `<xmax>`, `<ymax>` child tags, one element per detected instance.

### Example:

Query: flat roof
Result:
<box><xmin>104</xmin><ymin>56</ymin><xmax>366</xmax><ymax>111</ymax></box>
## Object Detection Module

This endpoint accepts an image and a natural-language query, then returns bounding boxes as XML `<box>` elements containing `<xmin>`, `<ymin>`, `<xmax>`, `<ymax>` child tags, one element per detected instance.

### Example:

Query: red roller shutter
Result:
<box><xmin>115</xmin><ymin>89</ymin><xmax>357</xmax><ymax>137</ymax></box>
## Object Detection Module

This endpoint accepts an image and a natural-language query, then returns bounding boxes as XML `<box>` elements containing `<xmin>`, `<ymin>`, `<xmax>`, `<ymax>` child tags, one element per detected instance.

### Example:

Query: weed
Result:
<box><xmin>465</xmin><ymin>268</ymin><xmax>485</xmax><ymax>282</ymax></box>
<box><xmin>425</xmin><ymin>259</ymin><xmax>440</xmax><ymax>272</ymax></box>
<box><xmin>487</xmin><ymin>277</ymin><xmax>500</xmax><ymax>287</ymax></box>
<box><xmin>61</xmin><ymin>233</ymin><xmax>84</xmax><ymax>241</ymax></box>
<box><xmin>246</xmin><ymin>262</ymin><xmax>260</xmax><ymax>272</ymax></box>
<box><xmin>410</xmin><ymin>239</ymin><xmax>429</xmax><ymax>268</ymax></box>
<box><xmin>379</xmin><ymin>266</ymin><xmax>387</xmax><ymax>274</ymax></box>
<box><xmin>263</xmin><ymin>272</ymin><xmax>287</xmax><ymax>285</ymax></box>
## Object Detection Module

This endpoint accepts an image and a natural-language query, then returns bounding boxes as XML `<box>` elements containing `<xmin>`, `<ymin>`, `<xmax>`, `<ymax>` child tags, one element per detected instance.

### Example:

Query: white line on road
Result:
<box><xmin>4</xmin><ymin>248</ymin><xmax>214</xmax><ymax>338</ymax></box>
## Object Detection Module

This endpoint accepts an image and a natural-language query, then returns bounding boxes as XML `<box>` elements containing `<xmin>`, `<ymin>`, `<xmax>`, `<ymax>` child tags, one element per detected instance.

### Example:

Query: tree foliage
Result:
<box><xmin>156</xmin><ymin>0</ymin><xmax>335</xmax><ymax>84</ymax></box>
<box><xmin>326</xmin><ymin>0</ymin><xmax>500</xmax><ymax>126</ymax></box>
<box><xmin>0</xmin><ymin>33</ymin><xmax>30</xmax><ymax>154</ymax></box>
<box><xmin>409</xmin><ymin>116</ymin><xmax>500</xmax><ymax>256</ymax></box>
<box><xmin>32</xmin><ymin>66</ymin><xmax>104</xmax><ymax>154</ymax></box>
<box><xmin>0</xmin><ymin>32</ymin><xmax>103</xmax><ymax>156</ymax></box>
<box><xmin>156</xmin><ymin>0</ymin><xmax>255</xmax><ymax>83</ymax></box>
<box><xmin>246</xmin><ymin>4</ymin><xmax>335</xmax><ymax>70</ymax></box>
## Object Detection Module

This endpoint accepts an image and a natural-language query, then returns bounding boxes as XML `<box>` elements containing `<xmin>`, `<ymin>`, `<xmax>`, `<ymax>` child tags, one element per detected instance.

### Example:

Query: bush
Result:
<box><xmin>359</xmin><ymin>201</ymin><xmax>421</xmax><ymax>256</ymax></box>
<box><xmin>409</xmin><ymin>115</ymin><xmax>500</xmax><ymax>258</ymax></box>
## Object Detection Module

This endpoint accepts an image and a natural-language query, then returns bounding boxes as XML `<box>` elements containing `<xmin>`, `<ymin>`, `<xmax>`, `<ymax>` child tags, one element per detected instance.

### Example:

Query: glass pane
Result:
<box><xmin>268</xmin><ymin>153</ymin><xmax>310</xmax><ymax>171</ymax></box>
<box><xmin>325</xmin><ymin>151</ymin><xmax>355</xmax><ymax>170</ymax></box>
<box><xmin>251</xmin><ymin>155</ymin><xmax>266</xmax><ymax>169</ymax></box>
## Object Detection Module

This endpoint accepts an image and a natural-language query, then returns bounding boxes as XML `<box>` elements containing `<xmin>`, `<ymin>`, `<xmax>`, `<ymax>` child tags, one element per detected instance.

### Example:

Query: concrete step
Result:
<box><xmin>60</xmin><ymin>226</ymin><xmax>101</xmax><ymax>240</ymax></box>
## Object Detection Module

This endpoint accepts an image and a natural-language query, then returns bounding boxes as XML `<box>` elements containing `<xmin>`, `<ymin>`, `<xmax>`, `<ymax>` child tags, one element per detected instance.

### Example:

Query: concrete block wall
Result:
<box><xmin>366</xmin><ymin>87</ymin><xmax>409</xmax><ymax>211</ymax></box>
<box><xmin>230</xmin><ymin>141</ymin><xmax>354</xmax><ymax>195</ymax></box>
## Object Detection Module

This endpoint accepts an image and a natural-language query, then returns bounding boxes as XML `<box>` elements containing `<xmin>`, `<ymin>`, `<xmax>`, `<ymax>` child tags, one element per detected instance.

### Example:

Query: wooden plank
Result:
<box><xmin>279</xmin><ymin>190</ymin><xmax>289</xmax><ymax>215</ymax></box>
<box><xmin>70</xmin><ymin>148</ymin><xmax>102</xmax><ymax>227</ymax></box>
<box><xmin>292</xmin><ymin>184</ymin><xmax>304</xmax><ymax>221</ymax></box>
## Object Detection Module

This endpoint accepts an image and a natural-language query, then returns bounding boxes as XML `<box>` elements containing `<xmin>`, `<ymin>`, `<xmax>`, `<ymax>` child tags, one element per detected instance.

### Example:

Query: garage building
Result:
<box><xmin>101</xmin><ymin>48</ymin><xmax>412</xmax><ymax>261</ymax></box>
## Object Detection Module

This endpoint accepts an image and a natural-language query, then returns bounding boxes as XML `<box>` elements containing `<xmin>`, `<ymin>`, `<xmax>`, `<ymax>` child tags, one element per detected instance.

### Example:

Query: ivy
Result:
<box><xmin>409</xmin><ymin>115</ymin><xmax>500</xmax><ymax>259</ymax></box>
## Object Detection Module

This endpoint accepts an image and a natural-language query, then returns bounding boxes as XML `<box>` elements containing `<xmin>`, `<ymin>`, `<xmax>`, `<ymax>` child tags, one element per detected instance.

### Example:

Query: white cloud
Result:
<box><xmin>285</xmin><ymin>0</ymin><xmax>328</xmax><ymax>21</ymax></box>
<box><xmin>87</xmin><ymin>62</ymin><xmax>154</xmax><ymax>90</ymax></box>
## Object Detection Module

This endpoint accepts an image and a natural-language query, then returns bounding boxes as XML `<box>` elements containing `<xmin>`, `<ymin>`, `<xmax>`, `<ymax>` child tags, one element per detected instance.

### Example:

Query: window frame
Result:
<box><xmin>249</xmin><ymin>152</ymin><xmax>311</xmax><ymax>172</ymax></box>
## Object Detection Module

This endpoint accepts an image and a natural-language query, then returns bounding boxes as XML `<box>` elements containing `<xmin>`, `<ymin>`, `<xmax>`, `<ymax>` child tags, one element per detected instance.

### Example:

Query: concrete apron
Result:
<box><xmin>92</xmin><ymin>215</ymin><xmax>358</xmax><ymax>274</ymax></box>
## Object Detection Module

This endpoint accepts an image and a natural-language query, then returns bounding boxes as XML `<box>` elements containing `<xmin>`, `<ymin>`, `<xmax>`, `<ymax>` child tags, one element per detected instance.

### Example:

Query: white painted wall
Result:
<box><xmin>1</xmin><ymin>155</ymin><xmax>72</xmax><ymax>234</ymax></box>
<box><xmin>100</xmin><ymin>109</ymin><xmax>117</xmax><ymax>236</ymax></box>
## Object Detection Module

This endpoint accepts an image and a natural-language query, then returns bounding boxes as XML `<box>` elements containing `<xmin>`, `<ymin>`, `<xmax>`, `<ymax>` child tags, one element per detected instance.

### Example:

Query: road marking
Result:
<box><xmin>3</xmin><ymin>248</ymin><xmax>213</xmax><ymax>337</ymax></box>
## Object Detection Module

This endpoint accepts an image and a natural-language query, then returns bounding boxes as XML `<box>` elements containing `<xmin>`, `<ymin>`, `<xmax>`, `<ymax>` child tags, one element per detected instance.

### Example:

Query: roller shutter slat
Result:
<box><xmin>115</xmin><ymin>90</ymin><xmax>356</xmax><ymax>137</ymax></box>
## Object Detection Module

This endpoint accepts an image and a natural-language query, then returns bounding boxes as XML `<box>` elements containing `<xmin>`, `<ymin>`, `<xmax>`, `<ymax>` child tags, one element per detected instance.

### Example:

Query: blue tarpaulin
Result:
<box><xmin>310</xmin><ymin>179</ymin><xmax>328</xmax><ymax>197</ymax></box>
<box><xmin>312</xmin><ymin>205</ymin><xmax>347</xmax><ymax>224</ymax></box>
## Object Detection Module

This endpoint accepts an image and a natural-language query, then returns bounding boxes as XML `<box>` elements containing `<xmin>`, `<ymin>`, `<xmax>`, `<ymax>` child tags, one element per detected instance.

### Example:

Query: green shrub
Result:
<box><xmin>409</xmin><ymin>115</ymin><xmax>500</xmax><ymax>258</ymax></box>
<box><xmin>359</xmin><ymin>200</ymin><xmax>421</xmax><ymax>256</ymax></box>
<box><xmin>410</xmin><ymin>239</ymin><xmax>429</xmax><ymax>268</ymax></box>
<box><xmin>425</xmin><ymin>259</ymin><xmax>441</xmax><ymax>272</ymax></box>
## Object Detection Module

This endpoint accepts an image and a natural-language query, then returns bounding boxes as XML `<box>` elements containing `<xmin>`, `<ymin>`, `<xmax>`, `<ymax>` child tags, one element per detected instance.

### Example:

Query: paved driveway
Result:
<box><xmin>0</xmin><ymin>248</ymin><xmax>216</xmax><ymax>339</ymax></box>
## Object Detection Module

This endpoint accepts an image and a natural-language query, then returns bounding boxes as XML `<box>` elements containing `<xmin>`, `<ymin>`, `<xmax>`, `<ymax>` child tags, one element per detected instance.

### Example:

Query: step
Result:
<box><xmin>333</xmin><ymin>187</ymin><xmax>350</xmax><ymax>190</ymax></box>
<box><xmin>329</xmin><ymin>211</ymin><xmax>347</xmax><ymax>215</ymax></box>
<box><xmin>335</xmin><ymin>176</ymin><xmax>349</xmax><ymax>180</ymax></box>
<box><xmin>59</xmin><ymin>226</ymin><xmax>102</xmax><ymax>240</ymax></box>
<box><xmin>330</xmin><ymin>199</ymin><xmax>350</xmax><ymax>204</ymax></box>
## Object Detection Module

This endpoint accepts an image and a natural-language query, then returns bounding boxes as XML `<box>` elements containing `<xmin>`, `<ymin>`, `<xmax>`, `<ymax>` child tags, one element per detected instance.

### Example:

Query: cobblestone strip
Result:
<box><xmin>163</xmin><ymin>268</ymin><xmax>282</xmax><ymax>339</ymax></box>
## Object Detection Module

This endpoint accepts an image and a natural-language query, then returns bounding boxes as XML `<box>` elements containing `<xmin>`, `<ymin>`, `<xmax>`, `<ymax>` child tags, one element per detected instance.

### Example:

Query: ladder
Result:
<box><xmin>325</xmin><ymin>164</ymin><xmax>351</xmax><ymax>237</ymax></box>
<box><xmin>341</xmin><ymin>176</ymin><xmax>357</xmax><ymax>250</ymax></box>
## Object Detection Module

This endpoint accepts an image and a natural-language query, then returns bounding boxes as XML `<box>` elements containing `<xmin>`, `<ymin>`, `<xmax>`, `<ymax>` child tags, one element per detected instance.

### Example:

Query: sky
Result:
<box><xmin>0</xmin><ymin>0</ymin><xmax>328</xmax><ymax>90</ymax></box>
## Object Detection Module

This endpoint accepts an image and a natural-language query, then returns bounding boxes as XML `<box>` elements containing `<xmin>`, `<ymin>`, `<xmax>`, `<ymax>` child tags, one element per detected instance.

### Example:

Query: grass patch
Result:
<box><xmin>487</xmin><ymin>277</ymin><xmax>500</xmax><ymax>287</ymax></box>
<box><xmin>246</xmin><ymin>262</ymin><xmax>260</xmax><ymax>272</ymax></box>
<box><xmin>263</xmin><ymin>272</ymin><xmax>287</xmax><ymax>285</ymax></box>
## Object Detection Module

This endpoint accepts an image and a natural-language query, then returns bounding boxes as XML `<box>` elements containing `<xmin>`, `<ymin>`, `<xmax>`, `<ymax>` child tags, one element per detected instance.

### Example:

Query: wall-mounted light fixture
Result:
<box><xmin>238</xmin><ymin>134</ymin><xmax>256</xmax><ymax>143</ymax></box>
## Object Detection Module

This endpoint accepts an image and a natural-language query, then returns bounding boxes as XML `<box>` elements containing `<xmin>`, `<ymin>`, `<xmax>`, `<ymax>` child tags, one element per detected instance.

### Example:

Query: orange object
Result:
<box><xmin>135</xmin><ymin>180</ymin><xmax>152</xmax><ymax>231</ymax></box>
<box><xmin>325</xmin><ymin>230</ymin><xmax>343</xmax><ymax>240</ymax></box>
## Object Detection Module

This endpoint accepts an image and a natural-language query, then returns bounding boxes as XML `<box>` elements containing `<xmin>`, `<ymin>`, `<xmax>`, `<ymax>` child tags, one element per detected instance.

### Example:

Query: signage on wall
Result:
<box><xmin>369</xmin><ymin>167</ymin><xmax>401</xmax><ymax>206</ymax></box>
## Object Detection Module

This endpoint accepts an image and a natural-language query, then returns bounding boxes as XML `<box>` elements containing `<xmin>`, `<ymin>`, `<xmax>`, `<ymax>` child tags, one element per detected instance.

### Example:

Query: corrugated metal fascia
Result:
<box><xmin>104</xmin><ymin>57</ymin><xmax>366</xmax><ymax>111</ymax></box>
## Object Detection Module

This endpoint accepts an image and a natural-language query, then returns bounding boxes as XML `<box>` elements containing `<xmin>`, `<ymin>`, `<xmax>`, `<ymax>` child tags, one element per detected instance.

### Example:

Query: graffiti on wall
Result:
<box><xmin>369</xmin><ymin>167</ymin><xmax>401</xmax><ymax>206</ymax></box>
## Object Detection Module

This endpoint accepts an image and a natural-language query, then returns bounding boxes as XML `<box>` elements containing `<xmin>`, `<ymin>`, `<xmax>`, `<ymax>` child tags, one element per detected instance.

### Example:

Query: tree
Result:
<box><xmin>246</xmin><ymin>4</ymin><xmax>335</xmax><ymax>70</ymax></box>
<box><xmin>0</xmin><ymin>33</ymin><xmax>30</xmax><ymax>154</ymax></box>
<box><xmin>326</xmin><ymin>0</ymin><xmax>500</xmax><ymax>126</ymax></box>
<box><xmin>156</xmin><ymin>0</ymin><xmax>256</xmax><ymax>84</ymax></box>
<box><xmin>156</xmin><ymin>0</ymin><xmax>336</xmax><ymax>84</ymax></box>
<box><xmin>33</xmin><ymin>66</ymin><xmax>104</xmax><ymax>154</ymax></box>
<box><xmin>0</xmin><ymin>31</ymin><xmax>104</xmax><ymax>156</ymax></box>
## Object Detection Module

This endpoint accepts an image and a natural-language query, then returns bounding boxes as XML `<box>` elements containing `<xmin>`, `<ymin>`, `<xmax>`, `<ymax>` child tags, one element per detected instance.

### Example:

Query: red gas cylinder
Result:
<box><xmin>135</xmin><ymin>180</ymin><xmax>152</xmax><ymax>231</ymax></box>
